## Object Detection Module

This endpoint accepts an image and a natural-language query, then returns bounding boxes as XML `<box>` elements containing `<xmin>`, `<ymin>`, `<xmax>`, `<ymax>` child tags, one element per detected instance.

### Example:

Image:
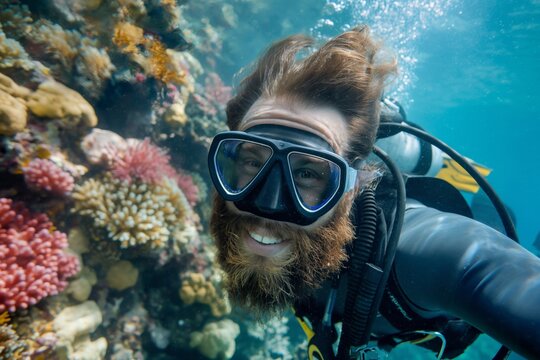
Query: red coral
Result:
<box><xmin>0</xmin><ymin>198</ymin><xmax>80</xmax><ymax>313</ymax></box>
<box><xmin>23</xmin><ymin>159</ymin><xmax>74</xmax><ymax>196</ymax></box>
<box><xmin>111</xmin><ymin>138</ymin><xmax>178</xmax><ymax>185</ymax></box>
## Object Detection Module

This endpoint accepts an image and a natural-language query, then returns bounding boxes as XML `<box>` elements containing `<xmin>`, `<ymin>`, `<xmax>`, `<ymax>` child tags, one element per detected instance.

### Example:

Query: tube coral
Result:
<box><xmin>23</xmin><ymin>159</ymin><xmax>74</xmax><ymax>195</ymax></box>
<box><xmin>0</xmin><ymin>198</ymin><xmax>80</xmax><ymax>313</ymax></box>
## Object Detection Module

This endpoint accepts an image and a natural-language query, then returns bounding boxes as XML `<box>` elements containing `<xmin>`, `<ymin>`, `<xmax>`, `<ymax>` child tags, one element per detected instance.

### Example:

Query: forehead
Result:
<box><xmin>238</xmin><ymin>97</ymin><xmax>350</xmax><ymax>155</ymax></box>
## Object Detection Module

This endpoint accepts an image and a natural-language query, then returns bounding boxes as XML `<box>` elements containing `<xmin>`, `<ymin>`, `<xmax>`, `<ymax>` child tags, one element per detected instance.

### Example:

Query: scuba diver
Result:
<box><xmin>207</xmin><ymin>26</ymin><xmax>540</xmax><ymax>359</ymax></box>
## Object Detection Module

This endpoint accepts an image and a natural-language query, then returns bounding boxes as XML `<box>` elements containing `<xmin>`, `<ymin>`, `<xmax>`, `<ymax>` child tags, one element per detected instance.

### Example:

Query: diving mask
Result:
<box><xmin>208</xmin><ymin>125</ymin><xmax>358</xmax><ymax>225</ymax></box>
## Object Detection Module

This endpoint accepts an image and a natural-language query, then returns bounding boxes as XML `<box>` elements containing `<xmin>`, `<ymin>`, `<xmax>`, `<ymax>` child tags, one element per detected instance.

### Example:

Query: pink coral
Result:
<box><xmin>23</xmin><ymin>159</ymin><xmax>74</xmax><ymax>195</ymax></box>
<box><xmin>0</xmin><ymin>198</ymin><xmax>80</xmax><ymax>313</ymax></box>
<box><xmin>176</xmin><ymin>172</ymin><xmax>199</xmax><ymax>206</ymax></box>
<box><xmin>205</xmin><ymin>72</ymin><xmax>232</xmax><ymax>108</ymax></box>
<box><xmin>111</xmin><ymin>138</ymin><xmax>178</xmax><ymax>185</ymax></box>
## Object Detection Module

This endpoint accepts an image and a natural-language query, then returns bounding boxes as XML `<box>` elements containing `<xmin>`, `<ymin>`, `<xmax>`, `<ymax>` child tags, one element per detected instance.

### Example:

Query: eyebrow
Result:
<box><xmin>289</xmin><ymin>156</ymin><xmax>331</xmax><ymax>169</ymax></box>
<box><xmin>238</xmin><ymin>143</ymin><xmax>271</xmax><ymax>158</ymax></box>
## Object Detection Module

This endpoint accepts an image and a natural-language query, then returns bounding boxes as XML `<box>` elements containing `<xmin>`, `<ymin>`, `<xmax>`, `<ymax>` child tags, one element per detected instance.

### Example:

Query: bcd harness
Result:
<box><xmin>294</xmin><ymin>122</ymin><xmax>519</xmax><ymax>360</ymax></box>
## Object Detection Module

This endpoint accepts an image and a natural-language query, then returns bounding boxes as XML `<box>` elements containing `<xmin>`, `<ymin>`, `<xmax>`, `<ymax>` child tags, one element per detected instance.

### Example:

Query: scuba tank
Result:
<box><xmin>375</xmin><ymin>97</ymin><xmax>443</xmax><ymax>177</ymax></box>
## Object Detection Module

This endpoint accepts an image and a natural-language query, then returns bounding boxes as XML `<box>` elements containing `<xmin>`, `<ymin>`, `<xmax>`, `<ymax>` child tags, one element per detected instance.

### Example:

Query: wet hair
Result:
<box><xmin>226</xmin><ymin>25</ymin><xmax>397</xmax><ymax>162</ymax></box>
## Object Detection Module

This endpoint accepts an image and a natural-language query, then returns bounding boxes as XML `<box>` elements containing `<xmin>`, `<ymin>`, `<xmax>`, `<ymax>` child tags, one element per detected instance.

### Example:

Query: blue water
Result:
<box><xmin>407</xmin><ymin>1</ymin><xmax>540</xmax><ymax>251</ymax></box>
<box><xmin>308</xmin><ymin>0</ymin><xmax>540</xmax><ymax>251</ymax></box>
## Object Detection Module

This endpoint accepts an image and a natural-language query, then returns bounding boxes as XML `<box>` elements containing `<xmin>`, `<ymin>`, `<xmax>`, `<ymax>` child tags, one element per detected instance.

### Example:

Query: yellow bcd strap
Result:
<box><xmin>436</xmin><ymin>156</ymin><xmax>491</xmax><ymax>194</ymax></box>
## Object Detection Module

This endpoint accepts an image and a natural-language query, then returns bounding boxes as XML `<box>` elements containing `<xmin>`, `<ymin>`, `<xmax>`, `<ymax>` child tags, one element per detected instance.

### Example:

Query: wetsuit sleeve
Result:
<box><xmin>394</xmin><ymin>206</ymin><xmax>540</xmax><ymax>359</ymax></box>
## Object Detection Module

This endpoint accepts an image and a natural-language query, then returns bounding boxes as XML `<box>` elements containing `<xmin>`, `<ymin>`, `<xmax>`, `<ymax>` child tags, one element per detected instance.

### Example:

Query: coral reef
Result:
<box><xmin>23</xmin><ymin>158</ymin><xmax>74</xmax><ymax>195</ymax></box>
<box><xmin>0</xmin><ymin>322</ymin><xmax>28</xmax><ymax>359</ymax></box>
<box><xmin>179</xmin><ymin>272</ymin><xmax>230</xmax><ymax>318</ymax></box>
<box><xmin>53</xmin><ymin>301</ymin><xmax>107</xmax><ymax>360</ymax></box>
<box><xmin>110</xmin><ymin>138</ymin><xmax>178</xmax><ymax>185</ymax></box>
<box><xmin>105</xmin><ymin>260</ymin><xmax>139</xmax><ymax>291</ymax></box>
<box><xmin>73</xmin><ymin>174</ymin><xmax>190</xmax><ymax>249</ymax></box>
<box><xmin>0</xmin><ymin>198</ymin><xmax>80</xmax><ymax>312</ymax></box>
<box><xmin>189</xmin><ymin>319</ymin><xmax>240</xmax><ymax>360</ymax></box>
<box><xmin>26</xmin><ymin>80</ymin><xmax>98</xmax><ymax>128</ymax></box>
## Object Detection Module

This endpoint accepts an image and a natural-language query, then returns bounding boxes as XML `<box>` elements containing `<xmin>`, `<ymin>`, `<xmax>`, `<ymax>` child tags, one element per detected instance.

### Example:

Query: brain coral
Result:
<box><xmin>0</xmin><ymin>198</ymin><xmax>80</xmax><ymax>313</ymax></box>
<box><xmin>73</xmin><ymin>175</ymin><xmax>190</xmax><ymax>249</ymax></box>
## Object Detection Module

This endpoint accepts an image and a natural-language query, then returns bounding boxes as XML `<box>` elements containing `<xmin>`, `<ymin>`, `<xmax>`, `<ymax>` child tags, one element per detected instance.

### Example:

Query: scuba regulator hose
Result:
<box><xmin>337</xmin><ymin>146</ymin><xmax>406</xmax><ymax>360</ymax></box>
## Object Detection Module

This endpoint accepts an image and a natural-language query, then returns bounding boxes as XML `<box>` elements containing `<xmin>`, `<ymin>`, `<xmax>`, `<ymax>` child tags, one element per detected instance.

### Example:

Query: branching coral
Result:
<box><xmin>112</xmin><ymin>21</ymin><xmax>187</xmax><ymax>85</ymax></box>
<box><xmin>0</xmin><ymin>198</ymin><xmax>80</xmax><ymax>313</ymax></box>
<box><xmin>23</xmin><ymin>159</ymin><xmax>75</xmax><ymax>196</ymax></box>
<box><xmin>0</xmin><ymin>323</ymin><xmax>29</xmax><ymax>359</ymax></box>
<box><xmin>0</xmin><ymin>27</ymin><xmax>47</xmax><ymax>73</ymax></box>
<box><xmin>30</xmin><ymin>20</ymin><xmax>82</xmax><ymax>68</ymax></box>
<box><xmin>72</xmin><ymin>174</ymin><xmax>189</xmax><ymax>249</ymax></box>
<box><xmin>75</xmin><ymin>45</ymin><xmax>116</xmax><ymax>99</ymax></box>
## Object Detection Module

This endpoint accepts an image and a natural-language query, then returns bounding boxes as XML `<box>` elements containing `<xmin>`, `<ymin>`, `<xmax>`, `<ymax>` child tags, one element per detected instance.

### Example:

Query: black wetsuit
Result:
<box><xmin>295</xmin><ymin>201</ymin><xmax>540</xmax><ymax>359</ymax></box>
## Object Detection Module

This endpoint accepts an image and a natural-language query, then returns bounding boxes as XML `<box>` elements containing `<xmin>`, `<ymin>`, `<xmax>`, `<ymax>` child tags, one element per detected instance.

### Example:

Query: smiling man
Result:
<box><xmin>208</xmin><ymin>27</ymin><xmax>540</xmax><ymax>359</ymax></box>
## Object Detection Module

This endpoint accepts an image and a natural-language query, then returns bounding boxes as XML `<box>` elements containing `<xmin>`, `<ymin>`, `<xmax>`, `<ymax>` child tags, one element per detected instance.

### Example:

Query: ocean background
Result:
<box><xmin>0</xmin><ymin>0</ymin><xmax>537</xmax><ymax>359</ymax></box>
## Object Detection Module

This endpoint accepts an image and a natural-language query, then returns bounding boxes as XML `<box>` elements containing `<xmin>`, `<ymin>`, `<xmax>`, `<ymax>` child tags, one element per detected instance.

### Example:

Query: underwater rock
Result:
<box><xmin>53</xmin><ymin>300</ymin><xmax>107</xmax><ymax>359</ymax></box>
<box><xmin>53</xmin><ymin>300</ymin><xmax>102</xmax><ymax>343</ymax></box>
<box><xmin>106</xmin><ymin>260</ymin><xmax>139</xmax><ymax>291</ymax></box>
<box><xmin>68</xmin><ymin>227</ymin><xmax>91</xmax><ymax>255</ymax></box>
<box><xmin>189</xmin><ymin>319</ymin><xmax>240</xmax><ymax>359</ymax></box>
<box><xmin>0</xmin><ymin>85</ymin><xmax>27</xmax><ymax>135</ymax></box>
<box><xmin>0</xmin><ymin>73</ymin><xmax>31</xmax><ymax>135</ymax></box>
<box><xmin>66</xmin><ymin>266</ymin><xmax>98</xmax><ymax>302</ymax></box>
<box><xmin>80</xmin><ymin>128</ymin><xmax>128</xmax><ymax>166</ymax></box>
<box><xmin>164</xmin><ymin>101</ymin><xmax>188</xmax><ymax>127</ymax></box>
<box><xmin>26</xmin><ymin>80</ymin><xmax>98</xmax><ymax>128</ymax></box>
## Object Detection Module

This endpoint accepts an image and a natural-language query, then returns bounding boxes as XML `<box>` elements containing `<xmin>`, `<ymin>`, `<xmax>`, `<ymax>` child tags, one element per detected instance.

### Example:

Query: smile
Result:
<box><xmin>249</xmin><ymin>231</ymin><xmax>284</xmax><ymax>245</ymax></box>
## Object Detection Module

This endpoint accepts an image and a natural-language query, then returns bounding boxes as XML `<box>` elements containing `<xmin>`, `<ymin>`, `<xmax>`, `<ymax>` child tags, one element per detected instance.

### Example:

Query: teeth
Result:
<box><xmin>249</xmin><ymin>231</ymin><xmax>284</xmax><ymax>245</ymax></box>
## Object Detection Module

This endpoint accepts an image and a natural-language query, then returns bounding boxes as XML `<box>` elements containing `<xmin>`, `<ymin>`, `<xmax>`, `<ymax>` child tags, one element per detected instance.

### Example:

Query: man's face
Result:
<box><xmin>210</xmin><ymin>97</ymin><xmax>356</xmax><ymax>316</ymax></box>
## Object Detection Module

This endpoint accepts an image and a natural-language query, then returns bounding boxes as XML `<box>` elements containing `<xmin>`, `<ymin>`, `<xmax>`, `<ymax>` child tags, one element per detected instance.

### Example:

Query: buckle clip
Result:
<box><xmin>349</xmin><ymin>345</ymin><xmax>385</xmax><ymax>360</ymax></box>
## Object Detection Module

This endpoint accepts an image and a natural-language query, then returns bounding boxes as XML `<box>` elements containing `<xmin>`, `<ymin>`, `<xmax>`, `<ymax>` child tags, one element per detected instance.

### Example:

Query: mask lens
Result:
<box><xmin>215</xmin><ymin>139</ymin><xmax>272</xmax><ymax>194</ymax></box>
<box><xmin>288</xmin><ymin>152</ymin><xmax>341</xmax><ymax>210</ymax></box>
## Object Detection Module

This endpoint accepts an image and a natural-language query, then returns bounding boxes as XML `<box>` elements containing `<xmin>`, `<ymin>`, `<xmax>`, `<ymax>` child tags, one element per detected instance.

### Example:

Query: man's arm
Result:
<box><xmin>394</xmin><ymin>206</ymin><xmax>540</xmax><ymax>359</ymax></box>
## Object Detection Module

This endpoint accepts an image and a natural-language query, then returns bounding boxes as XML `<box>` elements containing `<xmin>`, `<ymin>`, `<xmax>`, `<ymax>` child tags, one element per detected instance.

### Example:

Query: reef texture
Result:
<box><xmin>0</xmin><ymin>198</ymin><xmax>80</xmax><ymax>313</ymax></box>
<box><xmin>23</xmin><ymin>158</ymin><xmax>75</xmax><ymax>196</ymax></box>
<box><xmin>0</xmin><ymin>0</ymin><xmax>306</xmax><ymax>359</ymax></box>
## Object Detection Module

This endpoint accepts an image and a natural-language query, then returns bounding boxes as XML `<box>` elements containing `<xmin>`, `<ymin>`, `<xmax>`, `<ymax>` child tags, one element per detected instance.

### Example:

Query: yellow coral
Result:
<box><xmin>112</xmin><ymin>21</ymin><xmax>186</xmax><ymax>85</ymax></box>
<box><xmin>31</xmin><ymin>20</ymin><xmax>81</xmax><ymax>67</ymax></box>
<box><xmin>148</xmin><ymin>40</ymin><xmax>187</xmax><ymax>85</ymax></box>
<box><xmin>0</xmin><ymin>311</ymin><xmax>10</xmax><ymax>325</ymax></box>
<box><xmin>113</xmin><ymin>22</ymin><xmax>144</xmax><ymax>55</ymax></box>
<box><xmin>73</xmin><ymin>175</ymin><xmax>189</xmax><ymax>249</ymax></box>
<box><xmin>179</xmin><ymin>272</ymin><xmax>231</xmax><ymax>317</ymax></box>
<box><xmin>26</xmin><ymin>80</ymin><xmax>98</xmax><ymax>128</ymax></box>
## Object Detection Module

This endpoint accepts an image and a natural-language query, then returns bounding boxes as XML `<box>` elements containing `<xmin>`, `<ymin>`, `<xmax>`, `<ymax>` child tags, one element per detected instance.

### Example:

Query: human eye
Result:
<box><xmin>293</xmin><ymin>168</ymin><xmax>323</xmax><ymax>188</ymax></box>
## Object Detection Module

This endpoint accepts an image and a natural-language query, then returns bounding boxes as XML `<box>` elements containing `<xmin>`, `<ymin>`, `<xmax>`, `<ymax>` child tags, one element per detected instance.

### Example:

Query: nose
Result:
<box><xmin>253</xmin><ymin>163</ymin><xmax>287</xmax><ymax>214</ymax></box>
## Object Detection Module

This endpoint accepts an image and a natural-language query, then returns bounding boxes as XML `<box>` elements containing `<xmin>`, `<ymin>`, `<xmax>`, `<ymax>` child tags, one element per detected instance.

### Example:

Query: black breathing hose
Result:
<box><xmin>379</xmin><ymin>122</ymin><xmax>518</xmax><ymax>360</ymax></box>
<box><xmin>337</xmin><ymin>146</ymin><xmax>406</xmax><ymax>360</ymax></box>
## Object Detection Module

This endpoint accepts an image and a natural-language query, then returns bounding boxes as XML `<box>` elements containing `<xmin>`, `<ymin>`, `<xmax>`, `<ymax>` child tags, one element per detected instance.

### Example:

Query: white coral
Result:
<box><xmin>73</xmin><ymin>175</ymin><xmax>190</xmax><ymax>249</ymax></box>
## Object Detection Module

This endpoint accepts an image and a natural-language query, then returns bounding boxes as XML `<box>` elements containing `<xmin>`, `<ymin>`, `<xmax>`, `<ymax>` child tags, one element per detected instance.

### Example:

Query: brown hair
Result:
<box><xmin>226</xmin><ymin>25</ymin><xmax>397</xmax><ymax>162</ymax></box>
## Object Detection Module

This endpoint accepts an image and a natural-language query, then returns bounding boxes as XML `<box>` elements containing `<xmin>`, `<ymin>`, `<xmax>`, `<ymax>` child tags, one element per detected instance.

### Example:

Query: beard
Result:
<box><xmin>210</xmin><ymin>194</ymin><xmax>355</xmax><ymax>317</ymax></box>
